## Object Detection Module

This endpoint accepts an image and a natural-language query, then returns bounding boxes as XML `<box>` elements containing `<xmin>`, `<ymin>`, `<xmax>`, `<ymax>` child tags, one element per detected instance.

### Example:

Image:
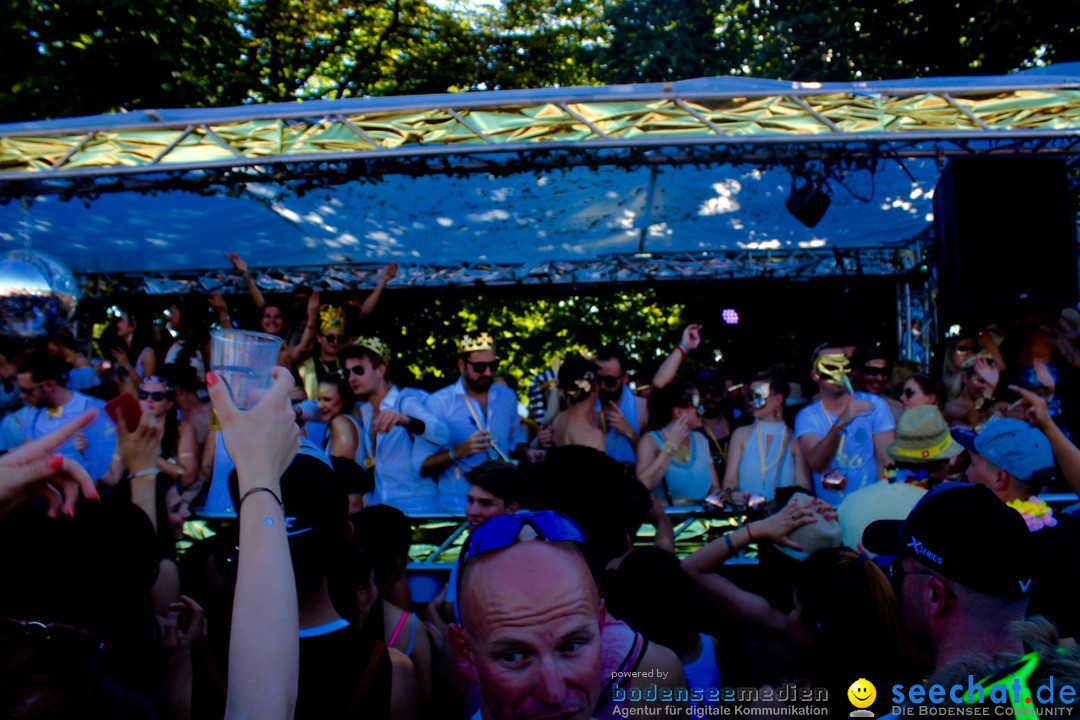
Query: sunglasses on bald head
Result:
<box><xmin>455</xmin><ymin>511</ymin><xmax>586</xmax><ymax>622</ymax></box>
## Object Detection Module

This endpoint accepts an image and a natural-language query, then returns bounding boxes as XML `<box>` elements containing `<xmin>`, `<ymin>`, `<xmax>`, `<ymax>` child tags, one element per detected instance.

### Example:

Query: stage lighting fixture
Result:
<box><xmin>721</xmin><ymin>308</ymin><xmax>739</xmax><ymax>325</ymax></box>
<box><xmin>785</xmin><ymin>174</ymin><xmax>832</xmax><ymax>228</ymax></box>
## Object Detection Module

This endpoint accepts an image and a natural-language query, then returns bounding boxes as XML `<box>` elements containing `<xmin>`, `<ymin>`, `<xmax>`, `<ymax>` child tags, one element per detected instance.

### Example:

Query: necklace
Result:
<box><xmin>755</xmin><ymin>422</ymin><xmax>788</xmax><ymax>484</ymax></box>
<box><xmin>703</xmin><ymin>423</ymin><xmax>728</xmax><ymax>463</ymax></box>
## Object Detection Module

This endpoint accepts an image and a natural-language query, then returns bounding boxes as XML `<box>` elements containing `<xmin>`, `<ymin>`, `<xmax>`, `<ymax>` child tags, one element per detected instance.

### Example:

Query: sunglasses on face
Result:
<box><xmin>700</xmin><ymin>386</ymin><xmax>723</xmax><ymax>399</ymax></box>
<box><xmin>465</xmin><ymin>359</ymin><xmax>500</xmax><ymax>374</ymax></box>
<box><xmin>344</xmin><ymin>365</ymin><xmax>366</xmax><ymax>378</ymax></box>
<box><xmin>323</xmin><ymin>334</ymin><xmax>349</xmax><ymax>344</ymax></box>
<box><xmin>598</xmin><ymin>375</ymin><xmax>622</xmax><ymax>389</ymax></box>
<box><xmin>679</xmin><ymin>393</ymin><xmax>704</xmax><ymax>414</ymax></box>
<box><xmin>138</xmin><ymin>391</ymin><xmax>168</xmax><ymax>401</ymax></box>
<box><xmin>860</xmin><ymin>365</ymin><xmax>889</xmax><ymax>377</ymax></box>
<box><xmin>955</xmin><ymin>345</ymin><xmax>975</xmax><ymax>354</ymax></box>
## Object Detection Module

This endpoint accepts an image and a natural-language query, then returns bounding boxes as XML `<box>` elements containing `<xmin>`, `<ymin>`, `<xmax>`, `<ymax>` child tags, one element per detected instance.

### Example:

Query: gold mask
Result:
<box><xmin>815</xmin><ymin>353</ymin><xmax>853</xmax><ymax>393</ymax></box>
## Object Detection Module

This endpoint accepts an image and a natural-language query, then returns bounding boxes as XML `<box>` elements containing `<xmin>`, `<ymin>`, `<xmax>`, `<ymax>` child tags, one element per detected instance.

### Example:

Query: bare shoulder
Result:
<box><xmin>730</xmin><ymin>424</ymin><xmax>751</xmax><ymax>444</ymax></box>
<box><xmin>636</xmin><ymin>640</ymin><xmax>688</xmax><ymax>688</ymax></box>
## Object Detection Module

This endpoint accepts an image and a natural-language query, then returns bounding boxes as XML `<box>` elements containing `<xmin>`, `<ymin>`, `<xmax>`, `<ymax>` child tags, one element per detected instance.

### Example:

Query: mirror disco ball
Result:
<box><xmin>0</xmin><ymin>250</ymin><xmax>81</xmax><ymax>339</ymax></box>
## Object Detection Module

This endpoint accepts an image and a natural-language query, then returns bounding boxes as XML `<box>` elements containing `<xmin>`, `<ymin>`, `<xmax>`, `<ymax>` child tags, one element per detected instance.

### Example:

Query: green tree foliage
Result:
<box><xmin>236</xmin><ymin>0</ymin><xmax>479</xmax><ymax>102</ymax></box>
<box><xmin>466</xmin><ymin>0</ymin><xmax>605</xmax><ymax>91</ymax></box>
<box><xmin>594</xmin><ymin>0</ymin><xmax>722</xmax><ymax>83</ymax></box>
<box><xmin>2</xmin><ymin>0</ymin><xmax>1073</xmax><ymax>120</ymax></box>
<box><xmin>0</xmin><ymin>0</ymin><xmax>248</xmax><ymax>122</ymax></box>
<box><xmin>371</xmin><ymin>288</ymin><xmax>685</xmax><ymax>394</ymax></box>
<box><xmin>705</xmin><ymin>0</ymin><xmax>1077</xmax><ymax>82</ymax></box>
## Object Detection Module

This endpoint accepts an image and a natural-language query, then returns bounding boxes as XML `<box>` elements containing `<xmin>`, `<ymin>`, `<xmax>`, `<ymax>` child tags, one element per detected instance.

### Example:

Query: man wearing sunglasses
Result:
<box><xmin>593</xmin><ymin>344</ymin><xmax>649</xmax><ymax>464</ymax></box>
<box><xmin>449</xmin><ymin>512</ymin><xmax>605</xmax><ymax>720</ymax></box>
<box><xmin>864</xmin><ymin>483</ymin><xmax>1032</xmax><ymax>674</ymax></box>
<box><xmin>417</xmin><ymin>332</ymin><xmax>527</xmax><ymax>513</ymax></box>
<box><xmin>11</xmin><ymin>356</ymin><xmax>116</xmax><ymax>482</ymax></box>
<box><xmin>340</xmin><ymin>338</ymin><xmax>448</xmax><ymax>515</ymax></box>
<box><xmin>851</xmin><ymin>345</ymin><xmax>903</xmax><ymax>425</ymax></box>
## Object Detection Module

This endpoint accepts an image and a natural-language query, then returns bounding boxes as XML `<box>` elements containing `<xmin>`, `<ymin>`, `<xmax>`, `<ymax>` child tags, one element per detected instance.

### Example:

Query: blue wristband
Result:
<box><xmin>448</xmin><ymin>447</ymin><xmax>457</xmax><ymax>463</ymax></box>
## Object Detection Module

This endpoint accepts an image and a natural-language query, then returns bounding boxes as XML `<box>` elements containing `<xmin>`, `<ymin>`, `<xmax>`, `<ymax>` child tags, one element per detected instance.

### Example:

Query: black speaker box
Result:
<box><xmin>934</xmin><ymin>157</ymin><xmax>1077</xmax><ymax>313</ymax></box>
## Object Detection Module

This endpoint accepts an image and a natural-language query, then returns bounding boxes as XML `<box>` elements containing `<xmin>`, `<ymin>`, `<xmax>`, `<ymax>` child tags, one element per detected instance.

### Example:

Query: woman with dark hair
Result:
<box><xmin>101</xmin><ymin>376</ymin><xmax>197</xmax><ymax>487</ymax></box>
<box><xmin>637</xmin><ymin>380</ymin><xmax>719</xmax><ymax>505</ymax></box>
<box><xmin>163</xmin><ymin>295</ymin><xmax>213</xmax><ymax>381</ymax></box>
<box><xmin>900</xmin><ymin>373</ymin><xmax>945</xmax><ymax>412</ymax></box>
<box><xmin>349</xmin><ymin>506</ymin><xmax>434</xmax><ymax>710</ymax></box>
<box><xmin>109</xmin><ymin>307</ymin><xmax>157</xmax><ymax>387</ymax></box>
<box><xmin>684</xmin><ymin>506</ymin><xmax>920</xmax><ymax>716</ymax></box>
<box><xmin>317</xmin><ymin>373</ymin><xmax>362</xmax><ymax>464</ymax></box>
<box><xmin>605</xmin><ymin>547</ymin><xmax>722</xmax><ymax>708</ymax></box>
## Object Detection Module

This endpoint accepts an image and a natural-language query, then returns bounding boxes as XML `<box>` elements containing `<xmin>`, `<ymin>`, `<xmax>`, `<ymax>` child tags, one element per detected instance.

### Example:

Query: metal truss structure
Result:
<box><xmin>897</xmin><ymin>274</ymin><xmax>938</xmax><ymax>369</ymax></box>
<box><xmin>2</xmin><ymin>78</ymin><xmax>1079</xmax><ymax>199</ymax></box>
<box><xmin>5</xmin><ymin>73</ymin><xmax>1078</xmax><ymax>357</ymax></box>
<box><xmin>78</xmin><ymin>244</ymin><xmax>927</xmax><ymax>297</ymax></box>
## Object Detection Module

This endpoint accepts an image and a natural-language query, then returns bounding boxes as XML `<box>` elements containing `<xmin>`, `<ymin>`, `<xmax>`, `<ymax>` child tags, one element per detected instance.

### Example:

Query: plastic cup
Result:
<box><xmin>210</xmin><ymin>329</ymin><xmax>281</xmax><ymax>410</ymax></box>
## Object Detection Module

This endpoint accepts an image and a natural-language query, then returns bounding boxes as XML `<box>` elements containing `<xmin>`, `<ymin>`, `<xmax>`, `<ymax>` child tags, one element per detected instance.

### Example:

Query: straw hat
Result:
<box><xmin>886</xmin><ymin>405</ymin><xmax>964</xmax><ymax>463</ymax></box>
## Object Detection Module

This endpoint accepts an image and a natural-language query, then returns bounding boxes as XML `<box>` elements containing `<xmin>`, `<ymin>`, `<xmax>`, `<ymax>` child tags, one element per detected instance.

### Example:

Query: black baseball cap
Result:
<box><xmin>863</xmin><ymin>482</ymin><xmax>1033</xmax><ymax>600</ymax></box>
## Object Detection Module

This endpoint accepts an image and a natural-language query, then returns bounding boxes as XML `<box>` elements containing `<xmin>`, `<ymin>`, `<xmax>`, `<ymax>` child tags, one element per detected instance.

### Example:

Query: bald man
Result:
<box><xmin>449</xmin><ymin>537</ymin><xmax>605</xmax><ymax>720</ymax></box>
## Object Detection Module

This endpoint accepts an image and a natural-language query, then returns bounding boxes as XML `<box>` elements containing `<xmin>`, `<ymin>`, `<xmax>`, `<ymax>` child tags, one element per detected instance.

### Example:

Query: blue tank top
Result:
<box><xmin>683</xmin><ymin>634</ymin><xmax>722</xmax><ymax>707</ymax></box>
<box><xmin>646</xmin><ymin>431</ymin><xmax>712</xmax><ymax>504</ymax></box>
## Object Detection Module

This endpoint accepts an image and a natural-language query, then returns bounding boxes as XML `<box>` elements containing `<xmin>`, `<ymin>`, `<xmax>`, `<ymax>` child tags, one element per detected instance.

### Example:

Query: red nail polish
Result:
<box><xmin>206</xmin><ymin>372</ymin><xmax>218</xmax><ymax>387</ymax></box>
<box><xmin>48</xmin><ymin>455</ymin><xmax>64</xmax><ymax>471</ymax></box>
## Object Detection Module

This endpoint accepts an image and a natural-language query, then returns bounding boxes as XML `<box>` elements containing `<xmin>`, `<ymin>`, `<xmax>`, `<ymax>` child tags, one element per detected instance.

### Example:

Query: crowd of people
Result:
<box><xmin>3</xmin><ymin>253</ymin><xmax>1080</xmax><ymax>719</ymax></box>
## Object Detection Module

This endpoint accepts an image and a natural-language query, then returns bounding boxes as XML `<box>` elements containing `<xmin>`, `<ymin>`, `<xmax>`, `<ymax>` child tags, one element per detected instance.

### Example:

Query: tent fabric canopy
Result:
<box><xmin>0</xmin><ymin>65</ymin><xmax>1077</xmax><ymax>288</ymax></box>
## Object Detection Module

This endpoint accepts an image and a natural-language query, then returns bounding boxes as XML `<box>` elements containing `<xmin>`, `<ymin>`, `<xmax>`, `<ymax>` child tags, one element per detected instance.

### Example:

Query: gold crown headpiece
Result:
<box><xmin>320</xmin><ymin>305</ymin><xmax>347</xmax><ymax>334</ymax></box>
<box><xmin>458</xmin><ymin>332</ymin><xmax>495</xmax><ymax>354</ymax></box>
<box><xmin>353</xmin><ymin>336</ymin><xmax>391</xmax><ymax>364</ymax></box>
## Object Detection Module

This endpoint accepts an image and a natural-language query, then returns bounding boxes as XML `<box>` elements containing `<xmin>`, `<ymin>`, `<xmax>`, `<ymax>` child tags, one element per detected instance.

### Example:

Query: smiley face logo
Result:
<box><xmin>847</xmin><ymin>678</ymin><xmax>877</xmax><ymax>713</ymax></box>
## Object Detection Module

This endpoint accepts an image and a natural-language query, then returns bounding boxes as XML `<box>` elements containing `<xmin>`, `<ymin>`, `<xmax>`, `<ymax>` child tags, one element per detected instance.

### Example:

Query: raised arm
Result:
<box><xmin>358</xmin><ymin>262</ymin><xmax>397</xmax><ymax>319</ymax></box>
<box><xmin>209</xmin><ymin>367</ymin><xmax>300</xmax><ymax>720</ymax></box>
<box><xmin>208</xmin><ymin>291</ymin><xmax>234</xmax><ymax>330</ymax></box>
<box><xmin>226</xmin><ymin>252</ymin><xmax>266</xmax><ymax>310</ymax></box>
<box><xmin>281</xmin><ymin>291</ymin><xmax>321</xmax><ymax>368</ymax></box>
<box><xmin>651</xmin><ymin>324</ymin><xmax>702</xmax><ymax>390</ymax></box>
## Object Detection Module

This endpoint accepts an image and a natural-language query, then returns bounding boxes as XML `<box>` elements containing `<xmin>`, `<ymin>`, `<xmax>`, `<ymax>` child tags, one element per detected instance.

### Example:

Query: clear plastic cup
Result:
<box><xmin>210</xmin><ymin>329</ymin><xmax>281</xmax><ymax>410</ymax></box>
